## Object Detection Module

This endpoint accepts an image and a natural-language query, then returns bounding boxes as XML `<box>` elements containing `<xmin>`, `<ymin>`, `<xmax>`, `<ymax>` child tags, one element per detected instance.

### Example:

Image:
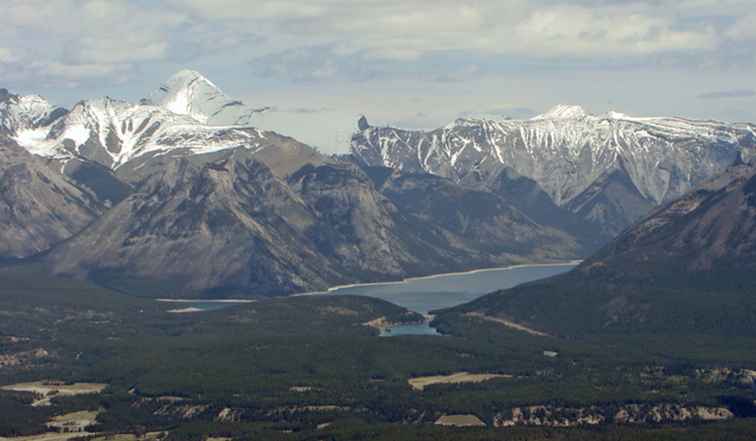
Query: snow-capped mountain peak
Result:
<box><xmin>150</xmin><ymin>69</ymin><xmax>268</xmax><ymax>126</ymax></box>
<box><xmin>152</xmin><ymin>70</ymin><xmax>222</xmax><ymax>123</ymax></box>
<box><xmin>351</xmin><ymin>106</ymin><xmax>756</xmax><ymax>237</ymax></box>
<box><xmin>2</xmin><ymin>70</ymin><xmax>274</xmax><ymax>170</ymax></box>
<box><xmin>532</xmin><ymin>104</ymin><xmax>589</xmax><ymax>120</ymax></box>
<box><xmin>0</xmin><ymin>91</ymin><xmax>65</xmax><ymax>134</ymax></box>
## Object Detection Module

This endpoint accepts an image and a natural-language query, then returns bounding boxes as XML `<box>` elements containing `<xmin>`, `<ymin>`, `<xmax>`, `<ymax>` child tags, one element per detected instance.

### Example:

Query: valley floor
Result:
<box><xmin>0</xmin><ymin>265</ymin><xmax>755</xmax><ymax>441</ymax></box>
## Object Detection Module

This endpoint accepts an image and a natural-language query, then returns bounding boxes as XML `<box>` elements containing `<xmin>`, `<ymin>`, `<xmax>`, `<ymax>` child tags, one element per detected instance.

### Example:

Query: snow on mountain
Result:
<box><xmin>532</xmin><ymin>104</ymin><xmax>588</xmax><ymax>120</ymax></box>
<box><xmin>1</xmin><ymin>72</ymin><xmax>272</xmax><ymax>171</ymax></box>
<box><xmin>352</xmin><ymin>109</ymin><xmax>756</xmax><ymax>208</ymax></box>
<box><xmin>149</xmin><ymin>69</ymin><xmax>269</xmax><ymax>126</ymax></box>
<box><xmin>0</xmin><ymin>89</ymin><xmax>66</xmax><ymax>138</ymax></box>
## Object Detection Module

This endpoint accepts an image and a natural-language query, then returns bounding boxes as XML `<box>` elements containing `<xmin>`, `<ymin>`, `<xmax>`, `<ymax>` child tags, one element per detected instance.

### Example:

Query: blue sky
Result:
<box><xmin>2</xmin><ymin>0</ymin><xmax>756</xmax><ymax>152</ymax></box>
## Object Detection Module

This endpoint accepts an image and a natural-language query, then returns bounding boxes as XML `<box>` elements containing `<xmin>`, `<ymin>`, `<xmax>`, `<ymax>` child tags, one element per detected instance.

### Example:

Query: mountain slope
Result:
<box><xmin>564</xmin><ymin>165</ymin><xmax>656</xmax><ymax>237</ymax></box>
<box><xmin>0</xmin><ymin>136</ymin><xmax>102</xmax><ymax>259</ymax></box>
<box><xmin>45</xmin><ymin>147</ymin><xmax>581</xmax><ymax>297</ymax></box>
<box><xmin>437</xmin><ymin>161</ymin><xmax>756</xmax><ymax>337</ymax></box>
<box><xmin>352</xmin><ymin>110</ymin><xmax>756</xmax><ymax>236</ymax></box>
<box><xmin>46</xmin><ymin>149</ymin><xmax>338</xmax><ymax>296</ymax></box>
<box><xmin>363</xmin><ymin>166</ymin><xmax>583</xmax><ymax>261</ymax></box>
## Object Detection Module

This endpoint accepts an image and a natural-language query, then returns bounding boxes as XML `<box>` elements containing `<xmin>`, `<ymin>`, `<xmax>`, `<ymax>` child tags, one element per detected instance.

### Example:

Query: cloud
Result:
<box><xmin>698</xmin><ymin>89</ymin><xmax>756</xmax><ymax>100</ymax></box>
<box><xmin>174</xmin><ymin>0</ymin><xmax>326</xmax><ymax>20</ymax></box>
<box><xmin>459</xmin><ymin>107</ymin><xmax>537</xmax><ymax>120</ymax></box>
<box><xmin>1</xmin><ymin>0</ymin><xmax>755</xmax><ymax>90</ymax></box>
<box><xmin>726</xmin><ymin>13</ymin><xmax>756</xmax><ymax>41</ymax></box>
<box><xmin>0</xmin><ymin>48</ymin><xmax>15</xmax><ymax>63</ymax></box>
<box><xmin>285</xmin><ymin>107</ymin><xmax>333</xmax><ymax>114</ymax></box>
<box><xmin>513</xmin><ymin>5</ymin><xmax>718</xmax><ymax>56</ymax></box>
<box><xmin>0</xmin><ymin>0</ymin><xmax>186</xmax><ymax>83</ymax></box>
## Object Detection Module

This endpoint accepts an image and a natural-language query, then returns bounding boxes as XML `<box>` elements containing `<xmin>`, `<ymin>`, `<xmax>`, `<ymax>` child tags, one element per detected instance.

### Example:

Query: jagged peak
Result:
<box><xmin>149</xmin><ymin>69</ymin><xmax>268</xmax><ymax>126</ymax></box>
<box><xmin>358</xmin><ymin>115</ymin><xmax>370</xmax><ymax>131</ymax></box>
<box><xmin>532</xmin><ymin>104</ymin><xmax>589</xmax><ymax>121</ymax></box>
<box><xmin>163</xmin><ymin>69</ymin><xmax>220</xmax><ymax>91</ymax></box>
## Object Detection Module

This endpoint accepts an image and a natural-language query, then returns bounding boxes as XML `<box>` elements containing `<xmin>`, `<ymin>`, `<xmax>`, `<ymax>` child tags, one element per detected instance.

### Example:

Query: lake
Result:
<box><xmin>156</xmin><ymin>262</ymin><xmax>578</xmax><ymax>336</ymax></box>
<box><xmin>328</xmin><ymin>262</ymin><xmax>579</xmax><ymax>336</ymax></box>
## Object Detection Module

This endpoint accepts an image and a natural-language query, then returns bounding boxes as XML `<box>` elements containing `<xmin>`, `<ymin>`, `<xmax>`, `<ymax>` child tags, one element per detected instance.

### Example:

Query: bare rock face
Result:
<box><xmin>0</xmin><ymin>137</ymin><xmax>102</xmax><ymax>258</ymax></box>
<box><xmin>351</xmin><ymin>109</ymin><xmax>756</xmax><ymax>237</ymax></box>
<box><xmin>493</xmin><ymin>403</ymin><xmax>733</xmax><ymax>427</ymax></box>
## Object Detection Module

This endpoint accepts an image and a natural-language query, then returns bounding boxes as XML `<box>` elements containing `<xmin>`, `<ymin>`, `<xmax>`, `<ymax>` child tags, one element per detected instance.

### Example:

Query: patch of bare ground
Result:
<box><xmin>289</xmin><ymin>386</ymin><xmax>314</xmax><ymax>393</ymax></box>
<box><xmin>90</xmin><ymin>432</ymin><xmax>167</xmax><ymax>441</ymax></box>
<box><xmin>0</xmin><ymin>432</ymin><xmax>99</xmax><ymax>441</ymax></box>
<box><xmin>465</xmin><ymin>312</ymin><xmax>551</xmax><ymax>337</ymax></box>
<box><xmin>271</xmin><ymin>405</ymin><xmax>350</xmax><ymax>416</ymax></box>
<box><xmin>46</xmin><ymin>410</ymin><xmax>101</xmax><ymax>433</ymax></box>
<box><xmin>363</xmin><ymin>316</ymin><xmax>391</xmax><ymax>331</ymax></box>
<box><xmin>1</xmin><ymin>381</ymin><xmax>107</xmax><ymax>407</ymax></box>
<box><xmin>408</xmin><ymin>372</ymin><xmax>512</xmax><ymax>391</ymax></box>
<box><xmin>434</xmin><ymin>414</ymin><xmax>486</xmax><ymax>427</ymax></box>
<box><xmin>0</xmin><ymin>349</ymin><xmax>49</xmax><ymax>368</ymax></box>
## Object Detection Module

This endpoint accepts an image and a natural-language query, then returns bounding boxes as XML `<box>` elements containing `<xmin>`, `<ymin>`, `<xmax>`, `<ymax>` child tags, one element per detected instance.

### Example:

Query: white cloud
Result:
<box><xmin>175</xmin><ymin>0</ymin><xmax>326</xmax><ymax>20</ymax></box>
<box><xmin>0</xmin><ymin>0</ymin><xmax>186</xmax><ymax>82</ymax></box>
<box><xmin>0</xmin><ymin>0</ymin><xmax>753</xmax><ymax>93</ymax></box>
<box><xmin>512</xmin><ymin>6</ymin><xmax>717</xmax><ymax>56</ymax></box>
<box><xmin>727</xmin><ymin>13</ymin><xmax>756</xmax><ymax>41</ymax></box>
<box><xmin>0</xmin><ymin>48</ymin><xmax>15</xmax><ymax>63</ymax></box>
<box><xmin>35</xmin><ymin>61</ymin><xmax>132</xmax><ymax>80</ymax></box>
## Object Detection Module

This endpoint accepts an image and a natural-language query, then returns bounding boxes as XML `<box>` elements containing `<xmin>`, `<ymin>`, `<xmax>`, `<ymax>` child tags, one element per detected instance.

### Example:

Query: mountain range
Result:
<box><xmin>0</xmin><ymin>71</ymin><xmax>581</xmax><ymax>297</ymax></box>
<box><xmin>351</xmin><ymin>107</ymin><xmax>756</xmax><ymax>238</ymax></box>
<box><xmin>4</xmin><ymin>70</ymin><xmax>756</xmax><ymax>299</ymax></box>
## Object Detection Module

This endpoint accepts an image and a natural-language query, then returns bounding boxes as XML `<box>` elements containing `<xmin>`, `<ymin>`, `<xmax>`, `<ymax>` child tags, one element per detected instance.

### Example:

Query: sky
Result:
<box><xmin>2</xmin><ymin>0</ymin><xmax>756</xmax><ymax>153</ymax></box>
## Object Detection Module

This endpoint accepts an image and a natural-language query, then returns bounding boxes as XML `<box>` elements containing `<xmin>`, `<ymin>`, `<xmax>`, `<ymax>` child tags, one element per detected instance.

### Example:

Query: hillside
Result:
<box><xmin>436</xmin><ymin>161</ymin><xmax>756</xmax><ymax>337</ymax></box>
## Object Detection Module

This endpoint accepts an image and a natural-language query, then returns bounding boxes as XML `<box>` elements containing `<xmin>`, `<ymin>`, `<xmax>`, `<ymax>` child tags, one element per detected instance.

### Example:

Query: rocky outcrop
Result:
<box><xmin>494</xmin><ymin>403</ymin><xmax>734</xmax><ymax>427</ymax></box>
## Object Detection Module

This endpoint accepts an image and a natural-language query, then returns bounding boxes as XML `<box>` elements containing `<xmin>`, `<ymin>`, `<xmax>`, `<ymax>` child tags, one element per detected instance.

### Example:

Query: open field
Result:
<box><xmin>46</xmin><ymin>410</ymin><xmax>101</xmax><ymax>432</ymax></box>
<box><xmin>409</xmin><ymin>372</ymin><xmax>513</xmax><ymax>391</ymax></box>
<box><xmin>0</xmin><ymin>433</ymin><xmax>99</xmax><ymax>441</ymax></box>
<box><xmin>434</xmin><ymin>414</ymin><xmax>486</xmax><ymax>427</ymax></box>
<box><xmin>1</xmin><ymin>382</ymin><xmax>107</xmax><ymax>407</ymax></box>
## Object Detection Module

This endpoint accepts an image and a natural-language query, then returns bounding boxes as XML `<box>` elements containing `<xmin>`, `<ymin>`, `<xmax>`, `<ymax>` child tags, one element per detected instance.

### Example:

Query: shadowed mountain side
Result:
<box><xmin>436</xmin><ymin>162</ymin><xmax>756</xmax><ymax>337</ymax></box>
<box><xmin>44</xmin><ymin>152</ymin><xmax>582</xmax><ymax>298</ymax></box>
<box><xmin>0</xmin><ymin>136</ymin><xmax>102</xmax><ymax>259</ymax></box>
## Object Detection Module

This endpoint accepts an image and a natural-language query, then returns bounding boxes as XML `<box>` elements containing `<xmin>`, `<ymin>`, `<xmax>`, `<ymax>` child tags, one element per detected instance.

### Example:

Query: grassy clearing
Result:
<box><xmin>408</xmin><ymin>372</ymin><xmax>513</xmax><ymax>391</ymax></box>
<box><xmin>434</xmin><ymin>414</ymin><xmax>486</xmax><ymax>427</ymax></box>
<box><xmin>0</xmin><ymin>382</ymin><xmax>107</xmax><ymax>407</ymax></box>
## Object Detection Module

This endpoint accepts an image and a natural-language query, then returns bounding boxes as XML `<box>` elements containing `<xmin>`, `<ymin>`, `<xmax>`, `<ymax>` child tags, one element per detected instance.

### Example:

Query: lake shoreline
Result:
<box><xmin>320</xmin><ymin>260</ymin><xmax>582</xmax><ymax>293</ymax></box>
<box><xmin>158</xmin><ymin>260</ymin><xmax>582</xmax><ymax>303</ymax></box>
